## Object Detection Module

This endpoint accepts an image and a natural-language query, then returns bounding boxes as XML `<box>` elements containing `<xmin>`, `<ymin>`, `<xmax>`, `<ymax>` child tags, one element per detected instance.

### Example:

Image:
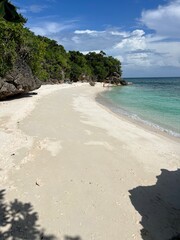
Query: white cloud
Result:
<box><xmin>147</xmin><ymin>41</ymin><xmax>180</xmax><ymax>67</ymax></box>
<box><xmin>114</xmin><ymin>30</ymin><xmax>146</xmax><ymax>51</ymax></box>
<box><xmin>56</xmin><ymin>28</ymin><xmax>125</xmax><ymax>51</ymax></box>
<box><xmin>141</xmin><ymin>0</ymin><xmax>180</xmax><ymax>38</ymax></box>
<box><xmin>54</xmin><ymin>26</ymin><xmax>180</xmax><ymax>76</ymax></box>
<box><xmin>74</xmin><ymin>30</ymin><xmax>100</xmax><ymax>36</ymax></box>
<box><xmin>81</xmin><ymin>50</ymin><xmax>101</xmax><ymax>55</ymax></box>
<box><xmin>18</xmin><ymin>8</ymin><xmax>28</xmax><ymax>14</ymax></box>
<box><xmin>30</xmin><ymin>21</ymin><xmax>75</xmax><ymax>36</ymax></box>
<box><xmin>29</xmin><ymin>23</ymin><xmax>180</xmax><ymax>76</ymax></box>
<box><xmin>131</xmin><ymin>29</ymin><xmax>145</xmax><ymax>37</ymax></box>
<box><xmin>29</xmin><ymin>5</ymin><xmax>47</xmax><ymax>13</ymax></box>
<box><xmin>110</xmin><ymin>31</ymin><xmax>129</xmax><ymax>37</ymax></box>
<box><xmin>30</xmin><ymin>27</ymin><xmax>47</xmax><ymax>36</ymax></box>
<box><xmin>18</xmin><ymin>4</ymin><xmax>47</xmax><ymax>14</ymax></box>
<box><xmin>27</xmin><ymin>1</ymin><xmax>180</xmax><ymax>77</ymax></box>
<box><xmin>71</xmin><ymin>36</ymin><xmax>81</xmax><ymax>44</ymax></box>
<box><xmin>126</xmin><ymin>53</ymin><xmax>151</xmax><ymax>67</ymax></box>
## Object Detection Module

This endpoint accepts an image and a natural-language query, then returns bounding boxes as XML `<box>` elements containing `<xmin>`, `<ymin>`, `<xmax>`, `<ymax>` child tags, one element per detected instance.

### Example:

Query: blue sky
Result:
<box><xmin>13</xmin><ymin>0</ymin><xmax>180</xmax><ymax>77</ymax></box>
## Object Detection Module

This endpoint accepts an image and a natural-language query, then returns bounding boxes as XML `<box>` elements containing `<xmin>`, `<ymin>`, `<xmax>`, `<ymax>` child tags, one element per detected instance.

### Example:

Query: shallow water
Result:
<box><xmin>99</xmin><ymin>77</ymin><xmax>180</xmax><ymax>137</ymax></box>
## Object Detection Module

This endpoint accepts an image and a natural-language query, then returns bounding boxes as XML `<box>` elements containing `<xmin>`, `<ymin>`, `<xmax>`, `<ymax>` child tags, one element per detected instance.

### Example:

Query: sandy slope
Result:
<box><xmin>0</xmin><ymin>83</ymin><xmax>180</xmax><ymax>240</ymax></box>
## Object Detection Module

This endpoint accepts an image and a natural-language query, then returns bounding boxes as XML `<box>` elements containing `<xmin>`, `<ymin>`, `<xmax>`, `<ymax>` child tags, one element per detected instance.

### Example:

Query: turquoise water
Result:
<box><xmin>99</xmin><ymin>77</ymin><xmax>180</xmax><ymax>137</ymax></box>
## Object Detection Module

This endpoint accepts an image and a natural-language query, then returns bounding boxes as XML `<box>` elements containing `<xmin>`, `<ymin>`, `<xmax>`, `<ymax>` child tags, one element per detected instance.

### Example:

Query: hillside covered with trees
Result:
<box><xmin>0</xmin><ymin>18</ymin><xmax>122</xmax><ymax>82</ymax></box>
<box><xmin>0</xmin><ymin>1</ymin><xmax>123</xmax><ymax>98</ymax></box>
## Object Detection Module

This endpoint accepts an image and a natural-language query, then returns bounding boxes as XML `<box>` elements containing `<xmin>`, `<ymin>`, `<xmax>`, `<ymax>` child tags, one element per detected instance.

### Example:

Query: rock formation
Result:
<box><xmin>0</xmin><ymin>59</ymin><xmax>41</xmax><ymax>100</ymax></box>
<box><xmin>103</xmin><ymin>72</ymin><xmax>128</xmax><ymax>86</ymax></box>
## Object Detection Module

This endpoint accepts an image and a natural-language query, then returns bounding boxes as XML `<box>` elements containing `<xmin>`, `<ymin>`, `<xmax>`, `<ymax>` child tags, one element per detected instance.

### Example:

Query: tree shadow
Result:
<box><xmin>64</xmin><ymin>236</ymin><xmax>82</xmax><ymax>240</ymax></box>
<box><xmin>0</xmin><ymin>189</ymin><xmax>57</xmax><ymax>239</ymax></box>
<box><xmin>0</xmin><ymin>189</ymin><xmax>84</xmax><ymax>240</ymax></box>
<box><xmin>129</xmin><ymin>169</ymin><xmax>180</xmax><ymax>240</ymax></box>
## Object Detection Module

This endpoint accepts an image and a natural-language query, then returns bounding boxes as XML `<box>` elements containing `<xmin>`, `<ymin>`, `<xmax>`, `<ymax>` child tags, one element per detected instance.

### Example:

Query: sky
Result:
<box><xmin>13</xmin><ymin>0</ymin><xmax>180</xmax><ymax>77</ymax></box>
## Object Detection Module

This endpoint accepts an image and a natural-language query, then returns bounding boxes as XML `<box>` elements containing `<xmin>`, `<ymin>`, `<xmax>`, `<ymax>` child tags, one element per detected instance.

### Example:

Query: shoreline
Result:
<box><xmin>96</xmin><ymin>88</ymin><xmax>180</xmax><ymax>142</ymax></box>
<box><xmin>0</xmin><ymin>83</ymin><xmax>180</xmax><ymax>239</ymax></box>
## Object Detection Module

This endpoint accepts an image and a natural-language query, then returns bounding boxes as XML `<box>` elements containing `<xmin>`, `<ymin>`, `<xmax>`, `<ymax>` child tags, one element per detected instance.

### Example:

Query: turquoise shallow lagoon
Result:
<box><xmin>99</xmin><ymin>77</ymin><xmax>180</xmax><ymax>137</ymax></box>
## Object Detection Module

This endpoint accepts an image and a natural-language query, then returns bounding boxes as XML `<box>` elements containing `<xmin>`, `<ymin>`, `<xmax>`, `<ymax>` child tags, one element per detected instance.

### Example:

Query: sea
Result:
<box><xmin>97</xmin><ymin>77</ymin><xmax>180</xmax><ymax>138</ymax></box>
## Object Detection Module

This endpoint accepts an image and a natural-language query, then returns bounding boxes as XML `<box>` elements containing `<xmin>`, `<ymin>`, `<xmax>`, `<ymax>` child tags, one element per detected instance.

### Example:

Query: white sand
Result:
<box><xmin>0</xmin><ymin>83</ymin><xmax>180</xmax><ymax>240</ymax></box>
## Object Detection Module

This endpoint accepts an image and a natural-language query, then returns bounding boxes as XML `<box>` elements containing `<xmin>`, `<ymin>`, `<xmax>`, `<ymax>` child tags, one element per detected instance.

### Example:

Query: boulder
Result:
<box><xmin>89</xmin><ymin>81</ymin><xmax>96</xmax><ymax>86</ymax></box>
<box><xmin>119</xmin><ymin>79</ymin><xmax>128</xmax><ymax>85</ymax></box>
<box><xmin>0</xmin><ymin>59</ymin><xmax>41</xmax><ymax>100</ymax></box>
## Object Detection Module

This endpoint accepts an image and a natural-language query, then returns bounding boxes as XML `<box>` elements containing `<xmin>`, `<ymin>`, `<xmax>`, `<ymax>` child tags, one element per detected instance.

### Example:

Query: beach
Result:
<box><xmin>0</xmin><ymin>83</ymin><xmax>180</xmax><ymax>239</ymax></box>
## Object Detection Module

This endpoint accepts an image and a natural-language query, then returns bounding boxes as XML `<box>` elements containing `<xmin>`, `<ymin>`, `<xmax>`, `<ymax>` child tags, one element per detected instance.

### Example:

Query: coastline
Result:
<box><xmin>0</xmin><ymin>83</ymin><xmax>180</xmax><ymax>239</ymax></box>
<box><xmin>96</xmin><ymin>89</ymin><xmax>180</xmax><ymax>143</ymax></box>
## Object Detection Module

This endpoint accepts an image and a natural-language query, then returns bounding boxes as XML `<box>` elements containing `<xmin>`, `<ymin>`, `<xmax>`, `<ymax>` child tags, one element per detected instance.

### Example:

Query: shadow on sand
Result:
<box><xmin>0</xmin><ymin>189</ymin><xmax>56</xmax><ymax>239</ymax></box>
<box><xmin>129</xmin><ymin>169</ymin><xmax>180</xmax><ymax>240</ymax></box>
<box><xmin>1</xmin><ymin>92</ymin><xmax>38</xmax><ymax>102</ymax></box>
<box><xmin>64</xmin><ymin>236</ymin><xmax>82</xmax><ymax>240</ymax></box>
<box><xmin>0</xmin><ymin>189</ymin><xmax>82</xmax><ymax>240</ymax></box>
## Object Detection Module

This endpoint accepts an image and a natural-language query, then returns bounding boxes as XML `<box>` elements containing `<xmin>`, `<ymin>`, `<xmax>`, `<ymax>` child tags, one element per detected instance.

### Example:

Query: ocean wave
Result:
<box><xmin>96</xmin><ymin>93</ymin><xmax>180</xmax><ymax>138</ymax></box>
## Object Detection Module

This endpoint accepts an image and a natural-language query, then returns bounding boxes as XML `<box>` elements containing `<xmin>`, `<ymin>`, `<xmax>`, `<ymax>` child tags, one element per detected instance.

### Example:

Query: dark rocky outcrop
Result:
<box><xmin>0</xmin><ymin>59</ymin><xmax>41</xmax><ymax>100</ymax></box>
<box><xmin>119</xmin><ymin>79</ymin><xmax>128</xmax><ymax>85</ymax></box>
<box><xmin>103</xmin><ymin>72</ymin><xmax>129</xmax><ymax>86</ymax></box>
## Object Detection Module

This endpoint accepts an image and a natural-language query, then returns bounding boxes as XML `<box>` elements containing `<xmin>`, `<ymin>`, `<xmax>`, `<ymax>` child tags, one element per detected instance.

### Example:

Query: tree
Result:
<box><xmin>36</xmin><ymin>37</ymin><xmax>69</xmax><ymax>81</ymax></box>
<box><xmin>85</xmin><ymin>51</ymin><xmax>122</xmax><ymax>81</ymax></box>
<box><xmin>0</xmin><ymin>18</ymin><xmax>25</xmax><ymax>76</ymax></box>
<box><xmin>0</xmin><ymin>7</ymin><xmax>122</xmax><ymax>84</ymax></box>
<box><xmin>68</xmin><ymin>51</ymin><xmax>92</xmax><ymax>81</ymax></box>
<box><xmin>0</xmin><ymin>0</ymin><xmax>25</xmax><ymax>23</ymax></box>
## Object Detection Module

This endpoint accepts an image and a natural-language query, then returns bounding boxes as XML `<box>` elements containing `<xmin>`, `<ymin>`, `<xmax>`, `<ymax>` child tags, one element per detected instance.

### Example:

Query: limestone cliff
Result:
<box><xmin>0</xmin><ymin>59</ymin><xmax>41</xmax><ymax>100</ymax></box>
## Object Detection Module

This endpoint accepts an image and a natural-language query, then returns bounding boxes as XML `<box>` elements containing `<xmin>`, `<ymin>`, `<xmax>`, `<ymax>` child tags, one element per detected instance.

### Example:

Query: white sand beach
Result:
<box><xmin>0</xmin><ymin>83</ymin><xmax>180</xmax><ymax>240</ymax></box>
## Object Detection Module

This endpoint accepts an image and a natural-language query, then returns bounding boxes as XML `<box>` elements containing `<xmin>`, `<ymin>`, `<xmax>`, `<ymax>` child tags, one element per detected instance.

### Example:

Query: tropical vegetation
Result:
<box><xmin>0</xmin><ymin>1</ymin><xmax>122</xmax><ymax>83</ymax></box>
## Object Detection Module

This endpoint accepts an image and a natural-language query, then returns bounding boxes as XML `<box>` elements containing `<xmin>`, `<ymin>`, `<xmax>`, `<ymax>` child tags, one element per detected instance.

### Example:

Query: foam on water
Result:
<box><xmin>98</xmin><ymin>77</ymin><xmax>180</xmax><ymax>138</ymax></box>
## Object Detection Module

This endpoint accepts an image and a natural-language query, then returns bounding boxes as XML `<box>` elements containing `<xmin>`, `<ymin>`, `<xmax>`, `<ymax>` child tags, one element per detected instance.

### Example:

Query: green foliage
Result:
<box><xmin>0</xmin><ymin>0</ymin><xmax>26</xmax><ymax>23</ymax></box>
<box><xmin>0</xmin><ymin>19</ymin><xmax>25</xmax><ymax>76</ymax></box>
<box><xmin>22</xmin><ymin>31</ymin><xmax>48</xmax><ymax>80</ymax></box>
<box><xmin>68</xmin><ymin>51</ymin><xmax>92</xmax><ymax>81</ymax></box>
<box><xmin>85</xmin><ymin>52</ymin><xmax>122</xmax><ymax>81</ymax></box>
<box><xmin>0</xmin><ymin>12</ymin><xmax>122</xmax><ymax>82</ymax></box>
<box><xmin>40</xmin><ymin>37</ymin><xmax>69</xmax><ymax>81</ymax></box>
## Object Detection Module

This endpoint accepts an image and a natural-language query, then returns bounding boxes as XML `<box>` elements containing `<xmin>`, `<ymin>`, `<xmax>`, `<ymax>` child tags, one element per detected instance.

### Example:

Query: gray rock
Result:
<box><xmin>0</xmin><ymin>59</ymin><xmax>41</xmax><ymax>100</ymax></box>
<box><xmin>89</xmin><ymin>81</ymin><xmax>96</xmax><ymax>86</ymax></box>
